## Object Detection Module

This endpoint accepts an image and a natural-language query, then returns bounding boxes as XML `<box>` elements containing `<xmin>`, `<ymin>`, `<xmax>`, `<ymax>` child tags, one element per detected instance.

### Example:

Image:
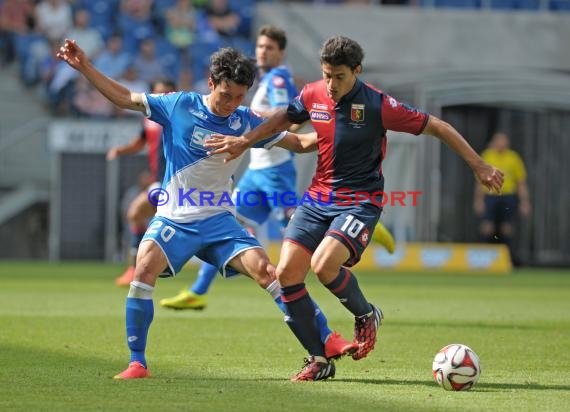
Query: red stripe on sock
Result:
<box><xmin>330</xmin><ymin>268</ymin><xmax>351</xmax><ymax>294</ymax></box>
<box><xmin>281</xmin><ymin>288</ymin><xmax>308</xmax><ymax>303</ymax></box>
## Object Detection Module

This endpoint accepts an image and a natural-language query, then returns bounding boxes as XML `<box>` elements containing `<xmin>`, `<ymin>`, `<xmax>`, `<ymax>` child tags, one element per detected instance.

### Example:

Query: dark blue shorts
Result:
<box><xmin>483</xmin><ymin>194</ymin><xmax>518</xmax><ymax>225</ymax></box>
<box><xmin>284</xmin><ymin>202</ymin><xmax>381</xmax><ymax>267</ymax></box>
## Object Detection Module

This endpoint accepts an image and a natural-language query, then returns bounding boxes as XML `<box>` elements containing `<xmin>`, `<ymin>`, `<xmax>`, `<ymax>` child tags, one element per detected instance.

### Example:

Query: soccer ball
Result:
<box><xmin>432</xmin><ymin>344</ymin><xmax>481</xmax><ymax>391</ymax></box>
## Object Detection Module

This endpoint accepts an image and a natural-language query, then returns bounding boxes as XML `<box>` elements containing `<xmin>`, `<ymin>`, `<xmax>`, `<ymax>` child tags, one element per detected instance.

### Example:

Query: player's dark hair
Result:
<box><xmin>209</xmin><ymin>48</ymin><xmax>256</xmax><ymax>88</ymax></box>
<box><xmin>320</xmin><ymin>36</ymin><xmax>364</xmax><ymax>71</ymax></box>
<box><xmin>150</xmin><ymin>78</ymin><xmax>177</xmax><ymax>92</ymax></box>
<box><xmin>258</xmin><ymin>25</ymin><xmax>287</xmax><ymax>50</ymax></box>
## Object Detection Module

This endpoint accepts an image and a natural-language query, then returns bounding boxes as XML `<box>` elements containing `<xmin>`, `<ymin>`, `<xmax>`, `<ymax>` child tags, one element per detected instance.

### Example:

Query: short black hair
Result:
<box><xmin>320</xmin><ymin>36</ymin><xmax>364</xmax><ymax>71</ymax></box>
<box><xmin>258</xmin><ymin>25</ymin><xmax>287</xmax><ymax>50</ymax></box>
<box><xmin>209</xmin><ymin>48</ymin><xmax>256</xmax><ymax>88</ymax></box>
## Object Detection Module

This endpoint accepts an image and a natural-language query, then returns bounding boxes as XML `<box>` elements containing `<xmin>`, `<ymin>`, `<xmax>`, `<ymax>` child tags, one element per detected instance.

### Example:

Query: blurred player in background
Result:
<box><xmin>474</xmin><ymin>131</ymin><xmax>530</xmax><ymax>265</ymax></box>
<box><xmin>160</xmin><ymin>25</ymin><xmax>395</xmax><ymax>311</ymax></box>
<box><xmin>57</xmin><ymin>39</ymin><xmax>357</xmax><ymax>380</ymax></box>
<box><xmin>106</xmin><ymin>79</ymin><xmax>177</xmax><ymax>286</ymax></box>
<box><xmin>205</xmin><ymin>36</ymin><xmax>504</xmax><ymax>381</ymax></box>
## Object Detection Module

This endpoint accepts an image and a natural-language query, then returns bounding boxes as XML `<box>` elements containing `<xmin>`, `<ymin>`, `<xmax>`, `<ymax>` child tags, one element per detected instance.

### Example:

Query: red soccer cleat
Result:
<box><xmin>352</xmin><ymin>304</ymin><xmax>383</xmax><ymax>360</ymax></box>
<box><xmin>324</xmin><ymin>332</ymin><xmax>359</xmax><ymax>360</ymax></box>
<box><xmin>291</xmin><ymin>356</ymin><xmax>335</xmax><ymax>382</ymax></box>
<box><xmin>113</xmin><ymin>361</ymin><xmax>150</xmax><ymax>380</ymax></box>
<box><xmin>115</xmin><ymin>266</ymin><xmax>135</xmax><ymax>286</ymax></box>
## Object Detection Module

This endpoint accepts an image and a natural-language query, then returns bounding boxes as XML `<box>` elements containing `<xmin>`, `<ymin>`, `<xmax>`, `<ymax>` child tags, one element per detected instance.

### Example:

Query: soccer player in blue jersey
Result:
<box><xmin>57</xmin><ymin>38</ymin><xmax>358</xmax><ymax>380</ymax></box>
<box><xmin>159</xmin><ymin>25</ymin><xmax>300</xmax><ymax>311</ymax></box>
<box><xmin>205</xmin><ymin>36</ymin><xmax>505</xmax><ymax>381</ymax></box>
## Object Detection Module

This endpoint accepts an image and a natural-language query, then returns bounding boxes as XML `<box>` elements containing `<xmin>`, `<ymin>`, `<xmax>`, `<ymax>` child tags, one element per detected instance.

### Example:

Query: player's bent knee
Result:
<box><xmin>275</xmin><ymin>264</ymin><xmax>305</xmax><ymax>286</ymax></box>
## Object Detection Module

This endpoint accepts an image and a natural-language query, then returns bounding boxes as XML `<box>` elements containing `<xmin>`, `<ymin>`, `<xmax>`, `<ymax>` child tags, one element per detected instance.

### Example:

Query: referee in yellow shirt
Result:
<box><xmin>474</xmin><ymin>132</ymin><xmax>531</xmax><ymax>265</ymax></box>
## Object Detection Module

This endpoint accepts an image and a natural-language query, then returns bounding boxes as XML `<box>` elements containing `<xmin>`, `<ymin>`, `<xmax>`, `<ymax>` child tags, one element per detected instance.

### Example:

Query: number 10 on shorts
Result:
<box><xmin>340</xmin><ymin>215</ymin><xmax>365</xmax><ymax>238</ymax></box>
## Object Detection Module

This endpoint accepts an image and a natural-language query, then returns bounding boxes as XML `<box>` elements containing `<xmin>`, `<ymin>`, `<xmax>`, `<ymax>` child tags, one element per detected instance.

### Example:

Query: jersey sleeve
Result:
<box><xmin>286</xmin><ymin>90</ymin><xmax>310</xmax><ymax>124</ymax></box>
<box><xmin>246</xmin><ymin>108</ymin><xmax>287</xmax><ymax>149</ymax></box>
<box><xmin>141</xmin><ymin>92</ymin><xmax>181</xmax><ymax>126</ymax></box>
<box><xmin>381</xmin><ymin>94</ymin><xmax>429</xmax><ymax>135</ymax></box>
<box><xmin>267</xmin><ymin>74</ymin><xmax>293</xmax><ymax>108</ymax></box>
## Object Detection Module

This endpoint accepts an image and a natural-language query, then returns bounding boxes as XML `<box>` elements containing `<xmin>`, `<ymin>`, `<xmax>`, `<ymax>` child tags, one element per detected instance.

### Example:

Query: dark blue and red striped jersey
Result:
<box><xmin>287</xmin><ymin>78</ymin><xmax>428</xmax><ymax>203</ymax></box>
<box><xmin>141</xmin><ymin>117</ymin><xmax>164</xmax><ymax>182</ymax></box>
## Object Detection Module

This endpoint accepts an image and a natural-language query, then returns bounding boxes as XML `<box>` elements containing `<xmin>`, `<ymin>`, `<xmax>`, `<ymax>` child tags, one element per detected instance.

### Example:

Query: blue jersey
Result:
<box><xmin>249</xmin><ymin>65</ymin><xmax>298</xmax><ymax>170</ymax></box>
<box><xmin>142</xmin><ymin>91</ymin><xmax>284</xmax><ymax>223</ymax></box>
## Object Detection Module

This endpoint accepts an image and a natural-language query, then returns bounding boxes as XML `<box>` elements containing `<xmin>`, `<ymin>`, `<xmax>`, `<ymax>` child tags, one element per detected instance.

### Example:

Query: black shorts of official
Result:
<box><xmin>483</xmin><ymin>194</ymin><xmax>518</xmax><ymax>226</ymax></box>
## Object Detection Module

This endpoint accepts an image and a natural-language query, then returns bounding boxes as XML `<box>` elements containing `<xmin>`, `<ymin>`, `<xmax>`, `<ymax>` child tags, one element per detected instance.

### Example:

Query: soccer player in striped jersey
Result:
<box><xmin>204</xmin><ymin>36</ymin><xmax>504</xmax><ymax>381</ymax></box>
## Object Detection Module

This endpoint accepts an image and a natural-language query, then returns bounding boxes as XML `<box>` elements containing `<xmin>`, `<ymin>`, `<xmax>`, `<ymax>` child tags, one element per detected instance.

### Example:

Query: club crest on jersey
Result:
<box><xmin>351</xmin><ymin>104</ymin><xmax>365</xmax><ymax>122</ymax></box>
<box><xmin>359</xmin><ymin>228</ymin><xmax>370</xmax><ymax>246</ymax></box>
<box><xmin>310</xmin><ymin>110</ymin><xmax>332</xmax><ymax>123</ymax></box>
<box><xmin>228</xmin><ymin>113</ymin><xmax>242</xmax><ymax>130</ymax></box>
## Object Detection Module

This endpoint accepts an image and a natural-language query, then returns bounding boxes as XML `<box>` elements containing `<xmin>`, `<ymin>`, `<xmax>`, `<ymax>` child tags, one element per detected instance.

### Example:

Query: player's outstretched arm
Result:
<box><xmin>423</xmin><ymin>115</ymin><xmax>504</xmax><ymax>193</ymax></box>
<box><xmin>276</xmin><ymin>131</ymin><xmax>317</xmax><ymax>153</ymax></box>
<box><xmin>106</xmin><ymin>134</ymin><xmax>146</xmax><ymax>161</ymax></box>
<box><xmin>205</xmin><ymin>108</ymin><xmax>292</xmax><ymax>162</ymax></box>
<box><xmin>56</xmin><ymin>39</ymin><xmax>146</xmax><ymax>113</ymax></box>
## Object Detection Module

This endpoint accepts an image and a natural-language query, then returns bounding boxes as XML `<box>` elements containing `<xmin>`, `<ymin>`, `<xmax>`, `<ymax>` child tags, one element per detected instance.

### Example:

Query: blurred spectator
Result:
<box><xmin>164</xmin><ymin>0</ymin><xmax>196</xmax><ymax>51</ymax></box>
<box><xmin>46</xmin><ymin>9</ymin><xmax>105</xmax><ymax>114</ymax></box>
<box><xmin>65</xmin><ymin>9</ymin><xmax>104</xmax><ymax>59</ymax></box>
<box><xmin>474</xmin><ymin>132</ymin><xmax>531</xmax><ymax>265</ymax></box>
<box><xmin>0</xmin><ymin>0</ymin><xmax>35</xmax><ymax>65</ymax></box>
<box><xmin>35</xmin><ymin>0</ymin><xmax>73</xmax><ymax>43</ymax></box>
<box><xmin>132</xmin><ymin>37</ymin><xmax>168</xmax><ymax>84</ymax></box>
<box><xmin>71</xmin><ymin>76</ymin><xmax>115</xmax><ymax>117</ymax></box>
<box><xmin>94</xmin><ymin>34</ymin><xmax>132</xmax><ymax>79</ymax></box>
<box><xmin>118</xmin><ymin>0</ymin><xmax>156</xmax><ymax>54</ymax></box>
<box><xmin>204</xmin><ymin>0</ymin><xmax>240</xmax><ymax>40</ymax></box>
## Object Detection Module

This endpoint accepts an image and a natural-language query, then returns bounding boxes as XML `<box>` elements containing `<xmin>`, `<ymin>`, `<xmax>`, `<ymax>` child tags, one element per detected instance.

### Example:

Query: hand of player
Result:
<box><xmin>204</xmin><ymin>134</ymin><xmax>248</xmax><ymax>163</ymax></box>
<box><xmin>56</xmin><ymin>39</ymin><xmax>87</xmax><ymax>71</ymax></box>
<box><xmin>474</xmin><ymin>163</ymin><xmax>504</xmax><ymax>194</ymax></box>
<box><xmin>106</xmin><ymin>148</ymin><xmax>119</xmax><ymax>161</ymax></box>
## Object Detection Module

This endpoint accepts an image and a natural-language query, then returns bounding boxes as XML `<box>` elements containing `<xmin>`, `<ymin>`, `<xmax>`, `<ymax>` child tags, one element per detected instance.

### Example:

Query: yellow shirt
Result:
<box><xmin>481</xmin><ymin>148</ymin><xmax>526</xmax><ymax>195</ymax></box>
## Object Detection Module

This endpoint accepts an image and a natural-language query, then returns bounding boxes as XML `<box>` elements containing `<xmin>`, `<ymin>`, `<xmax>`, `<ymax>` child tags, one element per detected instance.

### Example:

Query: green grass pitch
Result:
<box><xmin>1</xmin><ymin>262</ymin><xmax>569</xmax><ymax>411</ymax></box>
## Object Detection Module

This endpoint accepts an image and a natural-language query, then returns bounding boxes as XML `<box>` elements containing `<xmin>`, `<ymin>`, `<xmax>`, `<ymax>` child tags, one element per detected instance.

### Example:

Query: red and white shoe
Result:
<box><xmin>324</xmin><ymin>332</ymin><xmax>359</xmax><ymax>360</ymax></box>
<box><xmin>113</xmin><ymin>361</ymin><xmax>150</xmax><ymax>380</ymax></box>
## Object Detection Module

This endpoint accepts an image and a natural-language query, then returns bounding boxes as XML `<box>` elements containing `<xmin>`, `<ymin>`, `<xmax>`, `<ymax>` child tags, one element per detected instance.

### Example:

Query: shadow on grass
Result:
<box><xmin>390</xmin><ymin>320</ymin><xmax>553</xmax><ymax>331</ymax></box>
<box><xmin>332</xmin><ymin>378</ymin><xmax>570</xmax><ymax>391</ymax></box>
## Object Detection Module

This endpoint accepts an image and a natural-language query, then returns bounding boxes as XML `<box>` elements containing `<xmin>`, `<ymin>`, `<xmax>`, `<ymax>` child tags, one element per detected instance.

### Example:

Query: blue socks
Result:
<box><xmin>125</xmin><ymin>281</ymin><xmax>154</xmax><ymax>367</ymax></box>
<box><xmin>280</xmin><ymin>283</ymin><xmax>325</xmax><ymax>357</ymax></box>
<box><xmin>190</xmin><ymin>262</ymin><xmax>218</xmax><ymax>295</ymax></box>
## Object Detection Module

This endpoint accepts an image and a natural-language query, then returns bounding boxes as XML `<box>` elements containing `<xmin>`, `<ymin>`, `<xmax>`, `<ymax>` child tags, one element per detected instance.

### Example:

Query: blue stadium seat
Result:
<box><xmin>432</xmin><ymin>0</ymin><xmax>481</xmax><ymax>8</ymax></box>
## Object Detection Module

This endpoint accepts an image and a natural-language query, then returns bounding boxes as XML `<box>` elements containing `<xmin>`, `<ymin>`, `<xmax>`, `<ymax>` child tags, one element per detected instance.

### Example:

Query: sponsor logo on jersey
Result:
<box><xmin>351</xmin><ymin>104</ymin><xmax>365</xmax><ymax>122</ymax></box>
<box><xmin>190</xmin><ymin>126</ymin><xmax>216</xmax><ymax>149</ymax></box>
<box><xmin>273</xmin><ymin>88</ymin><xmax>289</xmax><ymax>104</ymax></box>
<box><xmin>310</xmin><ymin>110</ymin><xmax>332</xmax><ymax>123</ymax></box>
<box><xmin>312</xmin><ymin>103</ymin><xmax>328</xmax><ymax>110</ymax></box>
